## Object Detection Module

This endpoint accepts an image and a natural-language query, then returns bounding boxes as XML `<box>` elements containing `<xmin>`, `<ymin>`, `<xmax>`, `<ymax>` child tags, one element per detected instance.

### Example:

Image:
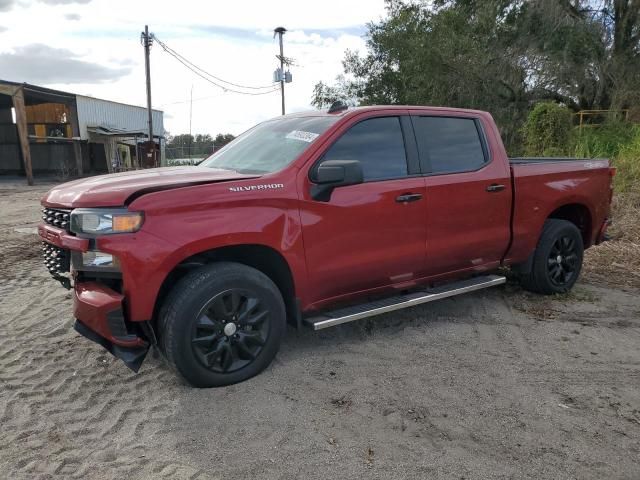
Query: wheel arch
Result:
<box><xmin>513</xmin><ymin>203</ymin><xmax>592</xmax><ymax>276</ymax></box>
<box><xmin>547</xmin><ymin>203</ymin><xmax>593</xmax><ymax>247</ymax></box>
<box><xmin>153</xmin><ymin>244</ymin><xmax>298</xmax><ymax>327</ymax></box>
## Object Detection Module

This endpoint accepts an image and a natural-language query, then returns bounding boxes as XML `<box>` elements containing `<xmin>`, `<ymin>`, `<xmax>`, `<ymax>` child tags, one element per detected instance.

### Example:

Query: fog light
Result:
<box><xmin>82</xmin><ymin>251</ymin><xmax>119</xmax><ymax>268</ymax></box>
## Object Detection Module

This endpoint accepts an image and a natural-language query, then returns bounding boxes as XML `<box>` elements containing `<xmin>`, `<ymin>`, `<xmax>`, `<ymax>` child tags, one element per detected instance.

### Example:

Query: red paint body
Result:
<box><xmin>39</xmin><ymin>106</ymin><xmax>613</xmax><ymax>348</ymax></box>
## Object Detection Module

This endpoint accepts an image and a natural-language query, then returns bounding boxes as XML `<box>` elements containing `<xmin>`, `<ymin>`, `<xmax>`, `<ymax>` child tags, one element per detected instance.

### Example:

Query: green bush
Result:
<box><xmin>522</xmin><ymin>100</ymin><xmax>639</xmax><ymax>194</ymax></box>
<box><xmin>573</xmin><ymin>122</ymin><xmax>637</xmax><ymax>158</ymax></box>
<box><xmin>612</xmin><ymin>127</ymin><xmax>640</xmax><ymax>194</ymax></box>
<box><xmin>522</xmin><ymin>102</ymin><xmax>574</xmax><ymax>156</ymax></box>
<box><xmin>572</xmin><ymin>123</ymin><xmax>640</xmax><ymax>194</ymax></box>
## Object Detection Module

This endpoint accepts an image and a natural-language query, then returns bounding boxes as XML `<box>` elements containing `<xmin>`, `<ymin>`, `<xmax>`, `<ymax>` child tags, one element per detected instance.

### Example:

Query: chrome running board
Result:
<box><xmin>304</xmin><ymin>274</ymin><xmax>506</xmax><ymax>330</ymax></box>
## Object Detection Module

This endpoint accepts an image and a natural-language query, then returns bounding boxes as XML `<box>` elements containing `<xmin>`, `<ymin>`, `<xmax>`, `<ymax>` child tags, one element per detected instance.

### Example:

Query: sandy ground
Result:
<box><xmin>1</xmin><ymin>178</ymin><xmax>639</xmax><ymax>480</ymax></box>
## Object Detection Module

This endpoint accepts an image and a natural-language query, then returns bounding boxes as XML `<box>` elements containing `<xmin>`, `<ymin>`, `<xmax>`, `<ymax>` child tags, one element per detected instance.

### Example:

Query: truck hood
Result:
<box><xmin>42</xmin><ymin>166</ymin><xmax>258</xmax><ymax>208</ymax></box>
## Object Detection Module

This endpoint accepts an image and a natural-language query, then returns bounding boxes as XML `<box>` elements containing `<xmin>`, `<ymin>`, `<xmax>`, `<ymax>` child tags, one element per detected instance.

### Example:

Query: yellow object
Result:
<box><xmin>113</xmin><ymin>214</ymin><xmax>143</xmax><ymax>233</ymax></box>
<box><xmin>34</xmin><ymin>124</ymin><xmax>46</xmax><ymax>142</ymax></box>
<box><xmin>118</xmin><ymin>144</ymin><xmax>131</xmax><ymax>169</ymax></box>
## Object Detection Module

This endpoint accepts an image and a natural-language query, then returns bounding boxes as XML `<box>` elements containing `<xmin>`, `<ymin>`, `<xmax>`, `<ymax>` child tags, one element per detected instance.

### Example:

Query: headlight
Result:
<box><xmin>70</xmin><ymin>208</ymin><xmax>143</xmax><ymax>235</ymax></box>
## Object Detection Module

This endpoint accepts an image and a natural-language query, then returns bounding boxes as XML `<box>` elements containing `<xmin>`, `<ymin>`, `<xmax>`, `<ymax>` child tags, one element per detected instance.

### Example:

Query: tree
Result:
<box><xmin>213</xmin><ymin>133</ymin><xmax>235</xmax><ymax>150</ymax></box>
<box><xmin>517</xmin><ymin>0</ymin><xmax>640</xmax><ymax>111</ymax></box>
<box><xmin>313</xmin><ymin>0</ymin><xmax>534</xmax><ymax>148</ymax></box>
<box><xmin>165</xmin><ymin>133</ymin><xmax>235</xmax><ymax>159</ymax></box>
<box><xmin>312</xmin><ymin>0</ymin><xmax>640</xmax><ymax>151</ymax></box>
<box><xmin>310</xmin><ymin>75</ymin><xmax>361</xmax><ymax>109</ymax></box>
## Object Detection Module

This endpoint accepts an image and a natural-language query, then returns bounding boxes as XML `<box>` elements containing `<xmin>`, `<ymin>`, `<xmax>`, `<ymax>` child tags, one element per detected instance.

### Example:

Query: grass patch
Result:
<box><xmin>573</xmin><ymin>123</ymin><xmax>640</xmax><ymax>194</ymax></box>
<box><xmin>570</xmin><ymin>122</ymin><xmax>640</xmax><ymax>290</ymax></box>
<box><xmin>583</xmin><ymin>195</ymin><xmax>640</xmax><ymax>290</ymax></box>
<box><xmin>554</xmin><ymin>286</ymin><xmax>600</xmax><ymax>303</ymax></box>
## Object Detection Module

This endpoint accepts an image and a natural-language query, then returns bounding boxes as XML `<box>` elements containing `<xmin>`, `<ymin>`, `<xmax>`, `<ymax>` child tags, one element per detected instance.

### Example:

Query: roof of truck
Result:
<box><xmin>285</xmin><ymin>105</ymin><xmax>490</xmax><ymax>118</ymax></box>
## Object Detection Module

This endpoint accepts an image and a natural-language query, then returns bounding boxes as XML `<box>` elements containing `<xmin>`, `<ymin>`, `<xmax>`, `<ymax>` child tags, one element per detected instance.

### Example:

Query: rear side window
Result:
<box><xmin>322</xmin><ymin>116</ymin><xmax>408</xmax><ymax>181</ymax></box>
<box><xmin>413</xmin><ymin>117</ymin><xmax>486</xmax><ymax>174</ymax></box>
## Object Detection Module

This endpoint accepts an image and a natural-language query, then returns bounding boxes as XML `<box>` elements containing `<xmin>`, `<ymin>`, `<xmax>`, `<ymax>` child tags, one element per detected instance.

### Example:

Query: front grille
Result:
<box><xmin>42</xmin><ymin>207</ymin><xmax>71</xmax><ymax>232</ymax></box>
<box><xmin>42</xmin><ymin>242</ymin><xmax>70</xmax><ymax>276</ymax></box>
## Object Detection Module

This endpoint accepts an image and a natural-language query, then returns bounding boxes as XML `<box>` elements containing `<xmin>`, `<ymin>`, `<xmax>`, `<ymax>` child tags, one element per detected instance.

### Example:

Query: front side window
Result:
<box><xmin>413</xmin><ymin>117</ymin><xmax>486</xmax><ymax>174</ymax></box>
<box><xmin>321</xmin><ymin>116</ymin><xmax>408</xmax><ymax>181</ymax></box>
<box><xmin>201</xmin><ymin>116</ymin><xmax>338</xmax><ymax>174</ymax></box>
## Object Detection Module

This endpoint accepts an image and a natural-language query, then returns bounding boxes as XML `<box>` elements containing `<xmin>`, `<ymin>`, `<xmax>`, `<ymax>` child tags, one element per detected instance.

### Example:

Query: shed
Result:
<box><xmin>0</xmin><ymin>79</ymin><xmax>165</xmax><ymax>184</ymax></box>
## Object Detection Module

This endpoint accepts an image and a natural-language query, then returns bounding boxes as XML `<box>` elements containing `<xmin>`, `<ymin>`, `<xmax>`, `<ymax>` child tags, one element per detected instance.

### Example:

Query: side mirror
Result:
<box><xmin>311</xmin><ymin>160</ymin><xmax>364</xmax><ymax>201</ymax></box>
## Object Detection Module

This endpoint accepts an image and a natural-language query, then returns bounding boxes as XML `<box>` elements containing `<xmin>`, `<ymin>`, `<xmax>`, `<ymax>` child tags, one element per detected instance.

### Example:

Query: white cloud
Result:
<box><xmin>38</xmin><ymin>0</ymin><xmax>91</xmax><ymax>4</ymax></box>
<box><xmin>0</xmin><ymin>0</ymin><xmax>15</xmax><ymax>11</ymax></box>
<box><xmin>0</xmin><ymin>0</ymin><xmax>386</xmax><ymax>135</ymax></box>
<box><xmin>0</xmin><ymin>0</ymin><xmax>92</xmax><ymax>9</ymax></box>
<box><xmin>0</xmin><ymin>44</ymin><xmax>131</xmax><ymax>83</ymax></box>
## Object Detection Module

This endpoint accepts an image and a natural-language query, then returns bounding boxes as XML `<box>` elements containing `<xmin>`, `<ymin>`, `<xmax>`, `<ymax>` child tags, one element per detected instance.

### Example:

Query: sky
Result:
<box><xmin>0</xmin><ymin>0</ymin><xmax>387</xmax><ymax>137</ymax></box>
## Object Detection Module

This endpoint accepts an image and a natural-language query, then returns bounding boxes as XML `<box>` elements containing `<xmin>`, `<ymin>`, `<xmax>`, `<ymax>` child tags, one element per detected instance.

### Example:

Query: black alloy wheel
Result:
<box><xmin>547</xmin><ymin>235</ymin><xmax>579</xmax><ymax>287</ymax></box>
<box><xmin>519</xmin><ymin>219</ymin><xmax>584</xmax><ymax>295</ymax></box>
<box><xmin>159</xmin><ymin>262</ymin><xmax>286</xmax><ymax>388</ymax></box>
<box><xmin>191</xmin><ymin>289</ymin><xmax>269</xmax><ymax>373</ymax></box>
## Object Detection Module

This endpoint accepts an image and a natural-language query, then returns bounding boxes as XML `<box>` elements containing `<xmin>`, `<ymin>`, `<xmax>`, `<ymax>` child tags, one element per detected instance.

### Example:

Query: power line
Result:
<box><xmin>158</xmin><ymin>37</ymin><xmax>275</xmax><ymax>90</ymax></box>
<box><xmin>154</xmin><ymin>36</ymin><xmax>279</xmax><ymax>95</ymax></box>
<box><xmin>159</xmin><ymin>44</ymin><xmax>279</xmax><ymax>96</ymax></box>
<box><xmin>158</xmin><ymin>93</ymin><xmax>225</xmax><ymax>107</ymax></box>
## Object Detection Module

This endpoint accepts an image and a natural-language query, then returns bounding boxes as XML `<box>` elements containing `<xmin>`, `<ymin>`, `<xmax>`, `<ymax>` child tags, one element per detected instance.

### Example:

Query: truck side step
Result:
<box><xmin>304</xmin><ymin>274</ymin><xmax>506</xmax><ymax>330</ymax></box>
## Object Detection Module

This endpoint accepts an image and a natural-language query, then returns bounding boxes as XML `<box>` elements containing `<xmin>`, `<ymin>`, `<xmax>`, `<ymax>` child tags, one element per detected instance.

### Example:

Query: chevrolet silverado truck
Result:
<box><xmin>38</xmin><ymin>104</ymin><xmax>614</xmax><ymax>387</ymax></box>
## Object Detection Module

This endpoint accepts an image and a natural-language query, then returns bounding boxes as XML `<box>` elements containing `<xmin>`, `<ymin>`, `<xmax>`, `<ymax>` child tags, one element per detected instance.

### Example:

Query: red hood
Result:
<box><xmin>42</xmin><ymin>167</ymin><xmax>258</xmax><ymax>208</ymax></box>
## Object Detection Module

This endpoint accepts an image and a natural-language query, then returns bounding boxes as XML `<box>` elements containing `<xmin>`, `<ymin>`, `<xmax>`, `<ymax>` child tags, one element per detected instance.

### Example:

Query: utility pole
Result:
<box><xmin>141</xmin><ymin>25</ymin><xmax>155</xmax><ymax>164</ymax></box>
<box><xmin>274</xmin><ymin>27</ymin><xmax>286</xmax><ymax>115</ymax></box>
<box><xmin>188</xmin><ymin>85</ymin><xmax>193</xmax><ymax>159</ymax></box>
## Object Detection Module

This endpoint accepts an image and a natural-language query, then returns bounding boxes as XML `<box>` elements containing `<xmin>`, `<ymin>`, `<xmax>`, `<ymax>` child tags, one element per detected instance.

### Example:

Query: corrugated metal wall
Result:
<box><xmin>0</xmin><ymin>106</ymin><xmax>21</xmax><ymax>171</ymax></box>
<box><xmin>75</xmin><ymin>95</ymin><xmax>164</xmax><ymax>140</ymax></box>
<box><xmin>0</xmin><ymin>145</ymin><xmax>21</xmax><ymax>172</ymax></box>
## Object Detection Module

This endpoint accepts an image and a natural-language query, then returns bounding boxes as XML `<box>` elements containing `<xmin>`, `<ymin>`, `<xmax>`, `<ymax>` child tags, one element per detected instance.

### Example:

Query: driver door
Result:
<box><xmin>297</xmin><ymin>114</ymin><xmax>427</xmax><ymax>308</ymax></box>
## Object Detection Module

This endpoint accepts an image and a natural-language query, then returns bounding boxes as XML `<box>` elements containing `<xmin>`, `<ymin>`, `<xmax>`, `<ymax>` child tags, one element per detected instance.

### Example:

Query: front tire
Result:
<box><xmin>159</xmin><ymin>262</ymin><xmax>286</xmax><ymax>387</ymax></box>
<box><xmin>519</xmin><ymin>219</ymin><xmax>584</xmax><ymax>295</ymax></box>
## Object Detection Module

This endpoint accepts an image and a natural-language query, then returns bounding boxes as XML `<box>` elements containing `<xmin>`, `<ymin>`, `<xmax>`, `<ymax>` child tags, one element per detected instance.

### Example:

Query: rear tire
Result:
<box><xmin>519</xmin><ymin>219</ymin><xmax>584</xmax><ymax>295</ymax></box>
<box><xmin>159</xmin><ymin>262</ymin><xmax>286</xmax><ymax>388</ymax></box>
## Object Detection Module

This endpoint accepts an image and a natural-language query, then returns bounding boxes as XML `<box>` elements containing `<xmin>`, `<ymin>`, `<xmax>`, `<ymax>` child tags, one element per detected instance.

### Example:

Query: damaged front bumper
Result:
<box><xmin>39</xmin><ymin>222</ymin><xmax>150</xmax><ymax>372</ymax></box>
<box><xmin>73</xmin><ymin>281</ymin><xmax>150</xmax><ymax>372</ymax></box>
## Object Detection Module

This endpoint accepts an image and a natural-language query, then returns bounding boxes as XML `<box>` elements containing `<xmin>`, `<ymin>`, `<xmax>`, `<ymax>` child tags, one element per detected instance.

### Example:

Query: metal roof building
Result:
<box><xmin>75</xmin><ymin>95</ymin><xmax>164</xmax><ymax>140</ymax></box>
<box><xmin>0</xmin><ymin>79</ymin><xmax>165</xmax><ymax>185</ymax></box>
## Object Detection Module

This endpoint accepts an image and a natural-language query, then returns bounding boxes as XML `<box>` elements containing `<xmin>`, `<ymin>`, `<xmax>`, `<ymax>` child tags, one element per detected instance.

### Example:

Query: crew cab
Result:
<box><xmin>38</xmin><ymin>104</ymin><xmax>614</xmax><ymax>387</ymax></box>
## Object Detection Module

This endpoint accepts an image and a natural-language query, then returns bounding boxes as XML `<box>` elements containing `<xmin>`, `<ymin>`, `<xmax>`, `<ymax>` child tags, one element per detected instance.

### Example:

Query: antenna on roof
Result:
<box><xmin>328</xmin><ymin>100</ymin><xmax>349</xmax><ymax>114</ymax></box>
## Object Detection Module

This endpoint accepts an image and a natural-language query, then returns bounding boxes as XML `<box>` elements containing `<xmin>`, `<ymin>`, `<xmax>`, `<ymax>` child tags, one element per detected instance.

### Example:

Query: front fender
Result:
<box><xmin>98</xmin><ymin>178</ymin><xmax>306</xmax><ymax>321</ymax></box>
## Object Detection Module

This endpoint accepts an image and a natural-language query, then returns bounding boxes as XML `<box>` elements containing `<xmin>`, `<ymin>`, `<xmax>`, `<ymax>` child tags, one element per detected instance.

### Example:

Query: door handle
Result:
<box><xmin>486</xmin><ymin>184</ymin><xmax>506</xmax><ymax>193</ymax></box>
<box><xmin>396</xmin><ymin>193</ymin><xmax>423</xmax><ymax>203</ymax></box>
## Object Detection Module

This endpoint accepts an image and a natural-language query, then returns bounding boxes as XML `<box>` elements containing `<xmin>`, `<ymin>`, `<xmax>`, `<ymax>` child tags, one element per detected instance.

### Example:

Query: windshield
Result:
<box><xmin>200</xmin><ymin>116</ymin><xmax>338</xmax><ymax>174</ymax></box>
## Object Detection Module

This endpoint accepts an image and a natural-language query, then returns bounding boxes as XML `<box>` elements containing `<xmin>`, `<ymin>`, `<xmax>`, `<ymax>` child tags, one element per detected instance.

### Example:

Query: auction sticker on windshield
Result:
<box><xmin>286</xmin><ymin>130</ymin><xmax>319</xmax><ymax>143</ymax></box>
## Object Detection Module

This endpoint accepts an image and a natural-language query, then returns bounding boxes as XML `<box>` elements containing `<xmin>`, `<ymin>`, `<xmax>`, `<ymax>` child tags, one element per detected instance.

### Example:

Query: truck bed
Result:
<box><xmin>506</xmin><ymin>156</ymin><xmax>612</xmax><ymax>265</ymax></box>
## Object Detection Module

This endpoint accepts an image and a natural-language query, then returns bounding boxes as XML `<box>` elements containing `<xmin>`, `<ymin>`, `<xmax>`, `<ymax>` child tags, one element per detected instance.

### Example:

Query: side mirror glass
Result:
<box><xmin>311</xmin><ymin>160</ymin><xmax>363</xmax><ymax>201</ymax></box>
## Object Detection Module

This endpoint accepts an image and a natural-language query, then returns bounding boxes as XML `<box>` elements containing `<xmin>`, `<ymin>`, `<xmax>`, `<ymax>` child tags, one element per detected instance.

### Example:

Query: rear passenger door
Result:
<box><xmin>298</xmin><ymin>113</ymin><xmax>428</xmax><ymax>307</ymax></box>
<box><xmin>411</xmin><ymin>114</ymin><xmax>512</xmax><ymax>277</ymax></box>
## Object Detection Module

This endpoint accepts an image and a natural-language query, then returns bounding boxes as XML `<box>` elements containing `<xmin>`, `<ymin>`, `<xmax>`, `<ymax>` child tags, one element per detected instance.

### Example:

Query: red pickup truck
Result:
<box><xmin>39</xmin><ymin>104</ymin><xmax>614</xmax><ymax>387</ymax></box>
